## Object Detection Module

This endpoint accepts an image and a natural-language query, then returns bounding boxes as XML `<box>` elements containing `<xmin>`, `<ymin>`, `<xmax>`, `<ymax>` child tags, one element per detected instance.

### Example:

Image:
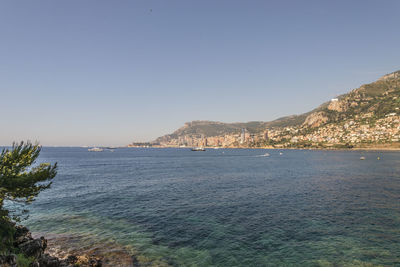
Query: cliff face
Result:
<box><xmin>327</xmin><ymin>99</ymin><xmax>348</xmax><ymax>112</ymax></box>
<box><xmin>152</xmin><ymin>70</ymin><xmax>400</xmax><ymax>147</ymax></box>
<box><xmin>303</xmin><ymin>112</ymin><xmax>329</xmax><ymax>128</ymax></box>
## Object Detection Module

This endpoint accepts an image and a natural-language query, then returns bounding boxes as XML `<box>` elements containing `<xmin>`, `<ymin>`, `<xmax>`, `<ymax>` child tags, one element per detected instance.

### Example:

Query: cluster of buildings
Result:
<box><xmin>157</xmin><ymin>114</ymin><xmax>400</xmax><ymax>149</ymax></box>
<box><xmin>292</xmin><ymin>114</ymin><xmax>400</xmax><ymax>146</ymax></box>
<box><xmin>158</xmin><ymin>128</ymin><xmax>270</xmax><ymax>148</ymax></box>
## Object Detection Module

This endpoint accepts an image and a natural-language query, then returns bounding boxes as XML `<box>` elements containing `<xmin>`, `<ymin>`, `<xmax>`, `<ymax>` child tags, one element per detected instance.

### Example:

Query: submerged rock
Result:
<box><xmin>41</xmin><ymin>233</ymin><xmax>132</xmax><ymax>266</ymax></box>
<box><xmin>2</xmin><ymin>224</ymin><xmax>102</xmax><ymax>267</ymax></box>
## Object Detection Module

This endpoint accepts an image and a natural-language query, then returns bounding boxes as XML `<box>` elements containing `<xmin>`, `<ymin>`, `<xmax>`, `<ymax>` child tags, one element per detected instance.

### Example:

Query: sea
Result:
<box><xmin>19</xmin><ymin>147</ymin><xmax>400</xmax><ymax>266</ymax></box>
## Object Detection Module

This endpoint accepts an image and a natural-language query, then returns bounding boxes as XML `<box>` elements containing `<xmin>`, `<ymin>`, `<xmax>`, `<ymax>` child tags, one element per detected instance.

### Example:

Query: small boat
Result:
<box><xmin>191</xmin><ymin>147</ymin><xmax>206</xmax><ymax>151</ymax></box>
<box><xmin>360</xmin><ymin>156</ymin><xmax>366</xmax><ymax>160</ymax></box>
<box><xmin>88</xmin><ymin>147</ymin><xmax>103</xmax><ymax>152</ymax></box>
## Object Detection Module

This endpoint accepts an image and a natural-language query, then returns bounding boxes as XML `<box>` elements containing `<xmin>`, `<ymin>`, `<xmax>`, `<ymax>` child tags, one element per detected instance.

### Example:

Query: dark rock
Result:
<box><xmin>59</xmin><ymin>262</ymin><xmax>74</xmax><ymax>267</ymax></box>
<box><xmin>38</xmin><ymin>253</ymin><xmax>61</xmax><ymax>267</ymax></box>
<box><xmin>8</xmin><ymin>225</ymin><xmax>106</xmax><ymax>267</ymax></box>
<box><xmin>14</xmin><ymin>225</ymin><xmax>30</xmax><ymax>237</ymax></box>
<box><xmin>41</xmin><ymin>236</ymin><xmax>48</xmax><ymax>250</ymax></box>
<box><xmin>14</xmin><ymin>225</ymin><xmax>33</xmax><ymax>245</ymax></box>
<box><xmin>88</xmin><ymin>258</ymin><xmax>102</xmax><ymax>267</ymax></box>
<box><xmin>0</xmin><ymin>254</ymin><xmax>17</xmax><ymax>267</ymax></box>
<box><xmin>132</xmin><ymin>255</ymin><xmax>141</xmax><ymax>267</ymax></box>
<box><xmin>65</xmin><ymin>255</ymin><xmax>78</xmax><ymax>264</ymax></box>
<box><xmin>18</xmin><ymin>237</ymin><xmax>47</xmax><ymax>258</ymax></box>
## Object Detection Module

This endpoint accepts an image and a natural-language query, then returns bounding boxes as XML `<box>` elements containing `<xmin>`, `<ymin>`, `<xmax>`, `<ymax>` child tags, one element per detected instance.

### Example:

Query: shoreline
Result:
<box><xmin>1</xmin><ymin>224</ymin><xmax>104</xmax><ymax>267</ymax></box>
<box><xmin>137</xmin><ymin>145</ymin><xmax>400</xmax><ymax>151</ymax></box>
<box><xmin>31</xmin><ymin>232</ymin><xmax>136</xmax><ymax>267</ymax></box>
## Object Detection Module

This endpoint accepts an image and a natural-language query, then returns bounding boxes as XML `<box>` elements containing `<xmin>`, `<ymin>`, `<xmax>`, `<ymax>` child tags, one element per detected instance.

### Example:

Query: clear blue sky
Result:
<box><xmin>1</xmin><ymin>0</ymin><xmax>399</xmax><ymax>146</ymax></box>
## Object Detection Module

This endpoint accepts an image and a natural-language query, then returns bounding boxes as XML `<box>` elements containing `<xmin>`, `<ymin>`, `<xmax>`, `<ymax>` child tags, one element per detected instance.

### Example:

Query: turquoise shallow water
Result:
<box><xmin>21</xmin><ymin>148</ymin><xmax>400</xmax><ymax>266</ymax></box>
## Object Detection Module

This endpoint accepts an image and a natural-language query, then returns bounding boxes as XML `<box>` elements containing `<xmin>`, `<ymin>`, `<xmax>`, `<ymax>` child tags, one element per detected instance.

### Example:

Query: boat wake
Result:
<box><xmin>255</xmin><ymin>153</ymin><xmax>270</xmax><ymax>157</ymax></box>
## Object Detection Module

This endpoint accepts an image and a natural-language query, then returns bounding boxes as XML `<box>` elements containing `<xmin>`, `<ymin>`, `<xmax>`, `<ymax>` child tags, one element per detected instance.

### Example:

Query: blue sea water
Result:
<box><xmin>22</xmin><ymin>147</ymin><xmax>400</xmax><ymax>266</ymax></box>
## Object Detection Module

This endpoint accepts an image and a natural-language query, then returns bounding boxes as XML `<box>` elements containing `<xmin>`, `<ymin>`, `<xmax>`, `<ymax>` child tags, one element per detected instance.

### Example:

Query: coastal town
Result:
<box><xmin>129</xmin><ymin>70</ymin><xmax>400</xmax><ymax>150</ymax></box>
<box><xmin>133</xmin><ymin>112</ymin><xmax>400</xmax><ymax>149</ymax></box>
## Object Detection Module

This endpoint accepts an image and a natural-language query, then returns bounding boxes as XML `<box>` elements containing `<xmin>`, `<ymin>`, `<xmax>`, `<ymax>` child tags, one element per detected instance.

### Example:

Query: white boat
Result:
<box><xmin>191</xmin><ymin>147</ymin><xmax>206</xmax><ymax>151</ymax></box>
<box><xmin>88</xmin><ymin>147</ymin><xmax>103</xmax><ymax>152</ymax></box>
<box><xmin>360</xmin><ymin>156</ymin><xmax>366</xmax><ymax>160</ymax></box>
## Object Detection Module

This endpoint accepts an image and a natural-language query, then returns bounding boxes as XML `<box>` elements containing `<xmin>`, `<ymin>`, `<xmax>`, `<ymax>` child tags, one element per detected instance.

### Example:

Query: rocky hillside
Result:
<box><xmin>300</xmin><ymin>70</ymin><xmax>400</xmax><ymax>129</ymax></box>
<box><xmin>155</xmin><ymin>121</ymin><xmax>267</xmax><ymax>142</ymax></box>
<box><xmin>155</xmin><ymin>114</ymin><xmax>316</xmax><ymax>144</ymax></box>
<box><xmin>153</xmin><ymin>70</ymin><xmax>400</xmax><ymax>145</ymax></box>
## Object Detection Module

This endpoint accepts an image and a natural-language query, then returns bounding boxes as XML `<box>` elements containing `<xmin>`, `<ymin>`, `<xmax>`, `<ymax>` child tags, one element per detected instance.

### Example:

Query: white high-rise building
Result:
<box><xmin>240</xmin><ymin>128</ymin><xmax>246</xmax><ymax>144</ymax></box>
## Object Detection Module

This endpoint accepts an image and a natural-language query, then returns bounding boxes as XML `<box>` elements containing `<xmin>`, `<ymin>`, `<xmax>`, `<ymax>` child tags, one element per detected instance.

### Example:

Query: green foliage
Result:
<box><xmin>16</xmin><ymin>253</ymin><xmax>34</xmax><ymax>267</ymax></box>
<box><xmin>0</xmin><ymin>141</ymin><xmax>57</xmax><ymax>252</ymax></box>
<box><xmin>0</xmin><ymin>141</ymin><xmax>57</xmax><ymax>207</ymax></box>
<box><xmin>170</xmin><ymin>121</ymin><xmax>269</xmax><ymax>137</ymax></box>
<box><xmin>362</xmin><ymin>81</ymin><xmax>389</xmax><ymax>96</ymax></box>
<box><xmin>0</xmin><ymin>218</ymin><xmax>15</xmax><ymax>252</ymax></box>
<box><xmin>266</xmin><ymin>113</ymin><xmax>309</xmax><ymax>128</ymax></box>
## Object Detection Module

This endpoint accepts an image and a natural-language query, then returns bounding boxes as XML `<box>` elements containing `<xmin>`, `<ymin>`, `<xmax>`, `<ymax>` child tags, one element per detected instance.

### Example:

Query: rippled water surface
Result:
<box><xmin>24</xmin><ymin>148</ymin><xmax>400</xmax><ymax>266</ymax></box>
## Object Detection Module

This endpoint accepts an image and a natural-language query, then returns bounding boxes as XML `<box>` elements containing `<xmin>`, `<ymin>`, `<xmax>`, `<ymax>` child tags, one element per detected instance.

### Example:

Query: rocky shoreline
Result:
<box><xmin>0</xmin><ymin>225</ymin><xmax>102</xmax><ymax>267</ymax></box>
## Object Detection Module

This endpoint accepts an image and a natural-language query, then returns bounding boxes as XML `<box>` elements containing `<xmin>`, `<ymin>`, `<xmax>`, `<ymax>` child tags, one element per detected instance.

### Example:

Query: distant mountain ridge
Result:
<box><xmin>155</xmin><ymin>112</ymin><xmax>315</xmax><ymax>143</ymax></box>
<box><xmin>153</xmin><ymin>70</ymin><xmax>400</xmax><ymax>145</ymax></box>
